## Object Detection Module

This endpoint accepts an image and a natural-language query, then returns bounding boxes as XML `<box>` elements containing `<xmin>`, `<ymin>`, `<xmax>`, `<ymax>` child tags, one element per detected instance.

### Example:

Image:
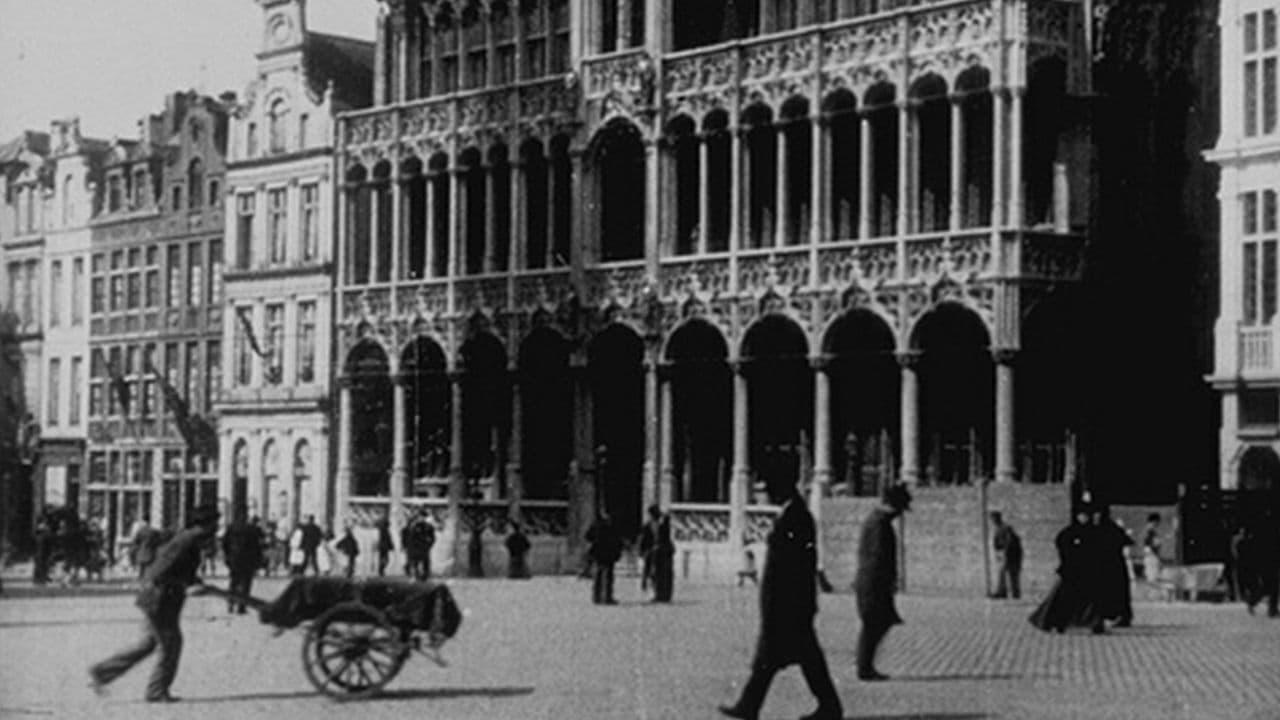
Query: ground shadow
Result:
<box><xmin>889</xmin><ymin>673</ymin><xmax>1025</xmax><ymax>682</ymax></box>
<box><xmin>1108</xmin><ymin>625</ymin><xmax>1192</xmax><ymax>637</ymax></box>
<box><xmin>848</xmin><ymin>714</ymin><xmax>991</xmax><ymax>720</ymax></box>
<box><xmin>180</xmin><ymin>685</ymin><xmax>535</xmax><ymax>704</ymax></box>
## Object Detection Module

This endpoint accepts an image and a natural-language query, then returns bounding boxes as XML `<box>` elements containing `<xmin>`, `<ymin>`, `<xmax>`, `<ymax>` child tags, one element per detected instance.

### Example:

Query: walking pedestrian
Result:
<box><xmin>1140</xmin><ymin>513</ymin><xmax>1163</xmax><ymax>582</ymax></box>
<box><xmin>585</xmin><ymin>513</ymin><xmax>622</xmax><ymax>605</ymax></box>
<box><xmin>639</xmin><ymin>505</ymin><xmax>675</xmax><ymax>602</ymax></box>
<box><xmin>220</xmin><ymin>515</ymin><xmax>263</xmax><ymax>615</ymax></box>
<box><xmin>375</xmin><ymin>519</ymin><xmax>394</xmax><ymax>577</ymax></box>
<box><xmin>88</xmin><ymin>504</ymin><xmax>220</xmax><ymax>703</ymax></box>
<box><xmin>989</xmin><ymin>511</ymin><xmax>1023</xmax><ymax>600</ymax></box>
<box><xmin>336</xmin><ymin>526</ymin><xmax>360</xmax><ymax>579</ymax></box>
<box><xmin>718</xmin><ymin>475</ymin><xmax>843</xmax><ymax>720</ymax></box>
<box><xmin>1094</xmin><ymin>507</ymin><xmax>1134</xmax><ymax>627</ymax></box>
<box><xmin>853</xmin><ymin>484</ymin><xmax>912</xmax><ymax>681</ymax></box>
<box><xmin>505</xmin><ymin>522</ymin><xmax>532</xmax><ymax>579</ymax></box>
<box><xmin>300</xmin><ymin>515</ymin><xmax>323</xmax><ymax>576</ymax></box>
<box><xmin>1030</xmin><ymin>506</ymin><xmax>1105</xmax><ymax>634</ymax></box>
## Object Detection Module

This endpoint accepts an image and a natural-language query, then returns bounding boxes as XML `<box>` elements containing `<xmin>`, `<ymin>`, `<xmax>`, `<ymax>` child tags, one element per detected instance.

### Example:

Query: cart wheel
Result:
<box><xmin>302</xmin><ymin>602</ymin><xmax>408</xmax><ymax>700</ymax></box>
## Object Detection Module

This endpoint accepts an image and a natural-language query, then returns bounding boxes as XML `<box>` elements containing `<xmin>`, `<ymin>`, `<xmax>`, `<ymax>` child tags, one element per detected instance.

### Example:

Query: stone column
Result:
<box><xmin>896</xmin><ymin>102</ymin><xmax>911</xmax><ymax>237</ymax></box>
<box><xmin>643</xmin><ymin>361</ymin><xmax>659</xmax><ymax>512</ymax></box>
<box><xmin>698</xmin><ymin>134</ymin><xmax>710</xmax><ymax>255</ymax></box>
<box><xmin>994</xmin><ymin>349</ymin><xmax>1016</xmax><ymax>483</ymax></box>
<box><xmin>391</xmin><ymin>375</ymin><xmax>407</xmax><ymax>525</ymax></box>
<box><xmin>484</xmin><ymin>164</ymin><xmax>498</xmax><ymax>272</ymax></box>
<box><xmin>645</xmin><ymin>139</ymin><xmax>662</xmax><ymax>277</ymax></box>
<box><xmin>395</xmin><ymin>12</ymin><xmax>409</xmax><ymax>102</ymax></box>
<box><xmin>425</xmin><ymin>171</ymin><xmax>437</xmax><ymax>278</ymax></box>
<box><xmin>897</xmin><ymin>352</ymin><xmax>920</xmax><ymax>485</ymax></box>
<box><xmin>1009</xmin><ymin>87</ymin><xmax>1025</xmax><ymax>228</ymax></box>
<box><xmin>810</xmin><ymin>356</ymin><xmax>831</xmax><ymax>571</ymax></box>
<box><xmin>991</xmin><ymin>87</ymin><xmax>1006</xmax><ymax>228</ymax></box>
<box><xmin>740</xmin><ymin>127</ymin><xmax>753</xmax><ymax>248</ymax></box>
<box><xmin>390</xmin><ymin>174</ymin><xmax>403</xmax><ymax>281</ymax></box>
<box><xmin>858</xmin><ymin>112</ymin><xmax>874</xmax><ymax>239</ymax></box>
<box><xmin>455</xmin><ymin>168</ymin><xmax>469</xmax><ymax>275</ymax></box>
<box><xmin>336</xmin><ymin>379</ymin><xmax>353</xmax><ymax>527</ymax></box>
<box><xmin>729</xmin><ymin>363</ymin><xmax>749</xmax><ymax>555</ymax></box>
<box><xmin>445</xmin><ymin>371</ymin><xmax>465</xmax><ymax>575</ymax></box>
<box><xmin>374</xmin><ymin>9</ymin><xmax>388</xmax><ymax>105</ymax></box>
<box><xmin>775</xmin><ymin>122</ymin><xmax>789</xmax><ymax>247</ymax></box>
<box><xmin>730</xmin><ymin>126</ymin><xmax>744</xmax><ymax>250</ymax></box>
<box><xmin>507</xmin><ymin>374</ymin><xmax>524</xmax><ymax>522</ymax></box>
<box><xmin>545</xmin><ymin>152</ymin><xmax>558</xmax><ymax>268</ymax></box>
<box><xmin>811</xmin><ymin>116</ymin><xmax>826</xmax><ymax>244</ymax></box>
<box><xmin>659</xmin><ymin>366</ymin><xmax>675</xmax><ymax>508</ymax></box>
<box><xmin>949</xmin><ymin>95</ymin><xmax>965</xmax><ymax>231</ymax></box>
<box><xmin>509</xmin><ymin>161</ymin><xmax>524</xmax><ymax>271</ymax></box>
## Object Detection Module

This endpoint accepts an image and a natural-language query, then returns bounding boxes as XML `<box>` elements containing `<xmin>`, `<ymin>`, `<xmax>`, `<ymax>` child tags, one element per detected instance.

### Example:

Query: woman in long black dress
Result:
<box><xmin>1030</xmin><ymin>507</ymin><xmax>1105</xmax><ymax>633</ymax></box>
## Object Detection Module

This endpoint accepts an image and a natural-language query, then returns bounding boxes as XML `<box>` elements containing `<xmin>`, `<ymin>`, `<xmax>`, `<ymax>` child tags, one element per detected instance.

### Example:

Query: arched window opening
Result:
<box><xmin>401</xmin><ymin>337</ymin><xmax>451</xmax><ymax>495</ymax></box>
<box><xmin>521</xmin><ymin>140</ymin><xmax>549</xmax><ymax>269</ymax></box>
<box><xmin>489</xmin><ymin>144</ymin><xmax>512</xmax><ymax>273</ymax></box>
<box><xmin>187</xmin><ymin>158</ymin><xmax>204</xmax><ymax>210</ymax></box>
<box><xmin>741</xmin><ymin>104</ymin><xmax>776</xmax><ymax>249</ymax></box>
<box><xmin>742</xmin><ymin>313</ymin><xmax>812</xmax><ymax>492</ymax></box>
<box><xmin>957</xmin><ymin>67</ymin><xmax>993</xmax><ymax>228</ymax></box>
<box><xmin>589</xmin><ymin>324</ymin><xmax>646</xmax><ymax>538</ymax></box>
<box><xmin>912</xmin><ymin>75</ymin><xmax>951</xmax><ymax>233</ymax></box>
<box><xmin>666</xmin><ymin>115</ymin><xmax>699</xmax><ymax>256</ymax></box>
<box><xmin>864</xmin><ymin>83</ymin><xmax>898</xmax><ymax>237</ymax></box>
<box><xmin>402</xmin><ymin>156</ymin><xmax>427</xmax><ymax>280</ymax></box>
<box><xmin>780</xmin><ymin>97</ymin><xmax>811</xmax><ymax>246</ymax></box>
<box><xmin>263</xmin><ymin>440</ymin><xmax>285</xmax><ymax>526</ymax></box>
<box><xmin>428</xmin><ymin>152</ymin><xmax>452</xmax><ymax>277</ymax></box>
<box><xmin>550</xmin><ymin>134</ymin><xmax>573</xmax><ymax>266</ymax></box>
<box><xmin>292</xmin><ymin>440</ymin><xmax>310</xmax><ymax>526</ymax></box>
<box><xmin>1018</xmin><ymin>292</ymin><xmax>1085</xmax><ymax>484</ymax></box>
<box><xmin>1240</xmin><ymin>446</ymin><xmax>1280</xmax><ymax>491</ymax></box>
<box><xmin>269</xmin><ymin>99</ymin><xmax>288</xmax><ymax>154</ymax></box>
<box><xmin>460</xmin><ymin>148</ymin><xmax>486</xmax><ymax>275</ymax></box>
<box><xmin>912</xmin><ymin>303</ymin><xmax>992</xmax><ymax>486</ymax></box>
<box><xmin>704</xmin><ymin>111</ymin><xmax>732</xmax><ymax>251</ymax></box>
<box><xmin>1026</xmin><ymin>58</ymin><xmax>1068</xmax><ymax>227</ymax></box>
<box><xmin>666</xmin><ymin>319</ymin><xmax>732</xmax><ymax>503</ymax></box>
<box><xmin>346</xmin><ymin>165</ymin><xmax>372</xmax><ymax>284</ymax></box>
<box><xmin>594</xmin><ymin>122</ymin><xmax>645</xmax><ymax>262</ymax></box>
<box><xmin>599</xmin><ymin>0</ymin><xmax>618</xmax><ymax>53</ymax></box>
<box><xmin>346</xmin><ymin>341</ymin><xmax>393</xmax><ymax>497</ymax></box>
<box><xmin>373</xmin><ymin>161</ymin><xmax>393</xmax><ymax>282</ymax></box>
<box><xmin>824</xmin><ymin>90</ymin><xmax>860</xmax><ymax>239</ymax></box>
<box><xmin>519</xmin><ymin>326</ymin><xmax>573</xmax><ymax>499</ymax></box>
<box><xmin>823</xmin><ymin>309</ymin><xmax>898</xmax><ymax>497</ymax></box>
<box><xmin>460</xmin><ymin>331</ymin><xmax>509</xmax><ymax>490</ymax></box>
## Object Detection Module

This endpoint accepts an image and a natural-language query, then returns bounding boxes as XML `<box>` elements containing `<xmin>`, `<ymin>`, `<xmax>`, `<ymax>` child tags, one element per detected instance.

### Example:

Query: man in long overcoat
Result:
<box><xmin>220</xmin><ymin>515</ymin><xmax>263</xmax><ymax>614</ymax></box>
<box><xmin>719</xmin><ymin>476</ymin><xmax>842</xmax><ymax>720</ymax></box>
<box><xmin>853</xmin><ymin>484</ymin><xmax>911</xmax><ymax>681</ymax></box>
<box><xmin>585</xmin><ymin>513</ymin><xmax>622</xmax><ymax>604</ymax></box>
<box><xmin>639</xmin><ymin>505</ymin><xmax>675</xmax><ymax>602</ymax></box>
<box><xmin>89</xmin><ymin>504</ymin><xmax>219</xmax><ymax>703</ymax></box>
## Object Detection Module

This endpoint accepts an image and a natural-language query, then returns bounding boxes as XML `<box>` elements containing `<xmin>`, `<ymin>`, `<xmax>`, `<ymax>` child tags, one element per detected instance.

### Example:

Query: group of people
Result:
<box><xmin>718</xmin><ymin>479</ymin><xmax>914</xmax><ymax>720</ymax></box>
<box><xmin>32</xmin><ymin>506</ymin><xmax>109</xmax><ymax>585</ymax></box>
<box><xmin>1030</xmin><ymin>505</ymin><xmax>1136</xmax><ymax>634</ymax></box>
<box><xmin>582</xmin><ymin>505</ymin><xmax>675</xmax><ymax>605</ymax></box>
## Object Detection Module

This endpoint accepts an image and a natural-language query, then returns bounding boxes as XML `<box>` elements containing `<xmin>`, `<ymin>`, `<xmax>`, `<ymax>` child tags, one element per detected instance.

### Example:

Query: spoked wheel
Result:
<box><xmin>302</xmin><ymin>602</ymin><xmax>409</xmax><ymax>699</ymax></box>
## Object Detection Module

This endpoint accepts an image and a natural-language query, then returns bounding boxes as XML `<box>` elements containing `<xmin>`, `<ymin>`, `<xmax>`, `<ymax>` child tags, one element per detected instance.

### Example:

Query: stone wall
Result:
<box><xmin>820</xmin><ymin>483</ymin><xmax>1071</xmax><ymax>597</ymax></box>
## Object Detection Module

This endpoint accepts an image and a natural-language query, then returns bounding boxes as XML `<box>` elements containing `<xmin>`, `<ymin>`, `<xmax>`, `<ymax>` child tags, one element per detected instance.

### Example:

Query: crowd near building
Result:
<box><xmin>0</xmin><ymin>0</ymin><xmax>1243</xmax><ymax>591</ymax></box>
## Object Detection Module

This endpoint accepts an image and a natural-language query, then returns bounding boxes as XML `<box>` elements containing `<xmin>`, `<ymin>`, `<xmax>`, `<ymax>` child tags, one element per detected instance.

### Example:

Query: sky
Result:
<box><xmin>0</xmin><ymin>0</ymin><xmax>377</xmax><ymax>143</ymax></box>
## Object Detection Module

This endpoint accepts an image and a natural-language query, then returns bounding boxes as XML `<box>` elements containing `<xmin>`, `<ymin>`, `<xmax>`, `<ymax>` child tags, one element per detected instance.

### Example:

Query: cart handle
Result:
<box><xmin>193</xmin><ymin>582</ymin><xmax>269</xmax><ymax>610</ymax></box>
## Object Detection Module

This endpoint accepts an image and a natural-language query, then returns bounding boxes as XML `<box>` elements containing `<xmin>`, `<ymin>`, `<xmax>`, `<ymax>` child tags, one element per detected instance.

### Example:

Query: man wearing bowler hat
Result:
<box><xmin>89</xmin><ymin>504</ymin><xmax>220</xmax><ymax>703</ymax></box>
<box><xmin>853</xmin><ymin>483</ymin><xmax>912</xmax><ymax>681</ymax></box>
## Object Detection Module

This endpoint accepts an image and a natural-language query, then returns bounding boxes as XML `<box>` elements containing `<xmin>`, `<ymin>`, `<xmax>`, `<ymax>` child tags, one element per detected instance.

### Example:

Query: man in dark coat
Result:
<box><xmin>299</xmin><ymin>515</ymin><xmax>323</xmax><ymax>576</ymax></box>
<box><xmin>402</xmin><ymin>514</ymin><xmax>437</xmax><ymax>580</ymax></box>
<box><xmin>585</xmin><ymin>513</ymin><xmax>622</xmax><ymax>604</ymax></box>
<box><xmin>719</xmin><ymin>476</ymin><xmax>842</xmax><ymax>720</ymax></box>
<box><xmin>990</xmin><ymin>511</ymin><xmax>1023</xmax><ymax>599</ymax></box>
<box><xmin>375</xmin><ymin>519</ymin><xmax>395</xmax><ymax>577</ymax></box>
<box><xmin>853</xmin><ymin>484</ymin><xmax>911</xmax><ymax>681</ymax></box>
<box><xmin>1030</xmin><ymin>507</ymin><xmax>1105</xmax><ymax>633</ymax></box>
<box><xmin>89</xmin><ymin>504</ymin><xmax>219</xmax><ymax>703</ymax></box>
<box><xmin>220</xmin><ymin>515</ymin><xmax>263</xmax><ymax>614</ymax></box>
<box><xmin>639</xmin><ymin>505</ymin><xmax>676</xmax><ymax>602</ymax></box>
<box><xmin>335</xmin><ymin>526</ymin><xmax>360</xmax><ymax>579</ymax></box>
<box><xmin>1093</xmin><ymin>507</ymin><xmax>1134</xmax><ymax>627</ymax></box>
<box><xmin>506</xmin><ymin>523</ymin><xmax>532</xmax><ymax>579</ymax></box>
<box><xmin>1254</xmin><ymin>510</ymin><xmax>1280</xmax><ymax>618</ymax></box>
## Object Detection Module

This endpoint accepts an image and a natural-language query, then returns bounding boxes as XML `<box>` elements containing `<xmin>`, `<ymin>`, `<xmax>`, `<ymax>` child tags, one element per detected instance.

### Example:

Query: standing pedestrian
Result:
<box><xmin>220</xmin><ymin>515</ymin><xmax>263</xmax><ymax>615</ymax></box>
<box><xmin>505</xmin><ymin>522</ymin><xmax>532</xmax><ymax>579</ymax></box>
<box><xmin>1094</xmin><ymin>507</ymin><xmax>1134</xmax><ymax>628</ymax></box>
<box><xmin>402</xmin><ymin>514</ymin><xmax>436</xmax><ymax>581</ymax></box>
<box><xmin>1140</xmin><ymin>513</ymin><xmax>1163</xmax><ymax>582</ymax></box>
<box><xmin>1030</xmin><ymin>506</ymin><xmax>1105</xmax><ymax>634</ymax></box>
<box><xmin>718</xmin><ymin>475</ymin><xmax>843</xmax><ymax>720</ymax></box>
<box><xmin>853</xmin><ymin>484</ymin><xmax>912</xmax><ymax>681</ymax></box>
<box><xmin>32</xmin><ymin>511</ymin><xmax>52</xmax><ymax>585</ymax></box>
<box><xmin>375</xmin><ymin>518</ymin><xmax>394</xmax><ymax>577</ymax></box>
<box><xmin>989</xmin><ymin>511</ymin><xmax>1023</xmax><ymax>600</ymax></box>
<box><xmin>639</xmin><ymin>505</ymin><xmax>675</xmax><ymax>602</ymax></box>
<box><xmin>336</xmin><ymin>526</ymin><xmax>360</xmax><ymax>579</ymax></box>
<box><xmin>300</xmin><ymin>515</ymin><xmax>323</xmax><ymax>576</ymax></box>
<box><xmin>88</xmin><ymin>505</ymin><xmax>220</xmax><ymax>703</ymax></box>
<box><xmin>287</xmin><ymin>523</ymin><xmax>306</xmax><ymax>576</ymax></box>
<box><xmin>585</xmin><ymin>513</ymin><xmax>622</xmax><ymax>605</ymax></box>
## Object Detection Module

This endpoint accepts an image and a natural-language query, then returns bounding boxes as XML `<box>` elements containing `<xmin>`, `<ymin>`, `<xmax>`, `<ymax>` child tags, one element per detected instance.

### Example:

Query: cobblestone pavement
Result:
<box><xmin>2</xmin><ymin>575</ymin><xmax>1279</xmax><ymax>720</ymax></box>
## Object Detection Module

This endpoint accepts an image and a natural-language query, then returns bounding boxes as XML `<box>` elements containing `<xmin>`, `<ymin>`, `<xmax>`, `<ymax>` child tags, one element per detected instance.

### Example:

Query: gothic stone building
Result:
<box><xmin>333</xmin><ymin>0</ymin><xmax>1093</xmax><ymax>589</ymax></box>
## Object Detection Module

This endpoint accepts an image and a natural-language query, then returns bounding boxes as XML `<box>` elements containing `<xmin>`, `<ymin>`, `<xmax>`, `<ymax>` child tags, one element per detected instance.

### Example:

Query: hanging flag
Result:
<box><xmin>152</xmin><ymin>367</ymin><xmax>218</xmax><ymax>459</ymax></box>
<box><xmin>235</xmin><ymin>306</ymin><xmax>269</xmax><ymax>358</ymax></box>
<box><xmin>96</xmin><ymin>347</ymin><xmax>131</xmax><ymax>416</ymax></box>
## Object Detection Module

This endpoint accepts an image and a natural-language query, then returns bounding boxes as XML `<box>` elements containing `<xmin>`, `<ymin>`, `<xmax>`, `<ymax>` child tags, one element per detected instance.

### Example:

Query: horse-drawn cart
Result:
<box><xmin>209</xmin><ymin>577</ymin><xmax>463</xmax><ymax>700</ymax></box>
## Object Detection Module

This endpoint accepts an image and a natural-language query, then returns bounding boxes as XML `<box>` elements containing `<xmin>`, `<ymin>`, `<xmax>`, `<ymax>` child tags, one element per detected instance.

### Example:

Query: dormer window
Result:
<box><xmin>133</xmin><ymin>168</ymin><xmax>148</xmax><ymax>208</ymax></box>
<box><xmin>188</xmin><ymin>159</ymin><xmax>204</xmax><ymax>210</ymax></box>
<box><xmin>107</xmin><ymin>174</ymin><xmax>124</xmax><ymax>212</ymax></box>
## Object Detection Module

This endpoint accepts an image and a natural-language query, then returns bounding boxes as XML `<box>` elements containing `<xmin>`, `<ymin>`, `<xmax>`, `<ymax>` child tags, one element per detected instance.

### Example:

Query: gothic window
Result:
<box><xmin>188</xmin><ymin>159</ymin><xmax>204</xmax><ymax>210</ymax></box>
<box><xmin>550</xmin><ymin>0</ymin><xmax>569</xmax><ymax>72</ymax></box>
<box><xmin>269</xmin><ymin>99</ymin><xmax>288</xmax><ymax>153</ymax></box>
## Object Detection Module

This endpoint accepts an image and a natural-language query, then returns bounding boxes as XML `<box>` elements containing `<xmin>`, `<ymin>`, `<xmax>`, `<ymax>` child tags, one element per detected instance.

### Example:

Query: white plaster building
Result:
<box><xmin>217</xmin><ymin>0</ymin><xmax>373</xmax><ymax>532</ymax></box>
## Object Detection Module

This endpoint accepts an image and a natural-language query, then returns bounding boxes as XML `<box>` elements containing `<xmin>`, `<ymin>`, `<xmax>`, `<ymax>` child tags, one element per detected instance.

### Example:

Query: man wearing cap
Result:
<box><xmin>853</xmin><ymin>484</ymin><xmax>911</xmax><ymax>681</ymax></box>
<box><xmin>88</xmin><ymin>504</ymin><xmax>220</xmax><ymax>703</ymax></box>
